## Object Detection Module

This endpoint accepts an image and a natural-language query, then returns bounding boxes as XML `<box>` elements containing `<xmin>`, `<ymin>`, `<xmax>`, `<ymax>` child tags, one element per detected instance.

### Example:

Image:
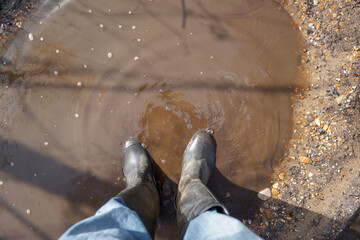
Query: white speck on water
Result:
<box><xmin>26</xmin><ymin>209</ymin><xmax>31</xmax><ymax>215</ymax></box>
<box><xmin>161</xmin><ymin>159</ymin><xmax>166</xmax><ymax>164</ymax></box>
<box><xmin>75</xmin><ymin>113</ymin><xmax>79</xmax><ymax>118</ymax></box>
<box><xmin>99</xmin><ymin>24</ymin><xmax>104</xmax><ymax>28</ymax></box>
<box><xmin>55</xmin><ymin>49</ymin><xmax>60</xmax><ymax>53</ymax></box>
<box><xmin>44</xmin><ymin>141</ymin><xmax>48</xmax><ymax>146</ymax></box>
<box><xmin>131</xmin><ymin>25</ymin><xmax>136</xmax><ymax>30</ymax></box>
<box><xmin>77</xmin><ymin>82</ymin><xmax>82</xmax><ymax>86</ymax></box>
<box><xmin>134</xmin><ymin>56</ymin><xmax>139</xmax><ymax>61</ymax></box>
<box><xmin>40</xmin><ymin>37</ymin><xmax>44</xmax><ymax>41</ymax></box>
<box><xmin>118</xmin><ymin>25</ymin><xmax>123</xmax><ymax>29</ymax></box>
<box><xmin>83</xmin><ymin>64</ymin><xmax>87</xmax><ymax>69</ymax></box>
<box><xmin>107</xmin><ymin>52</ymin><xmax>113</xmax><ymax>58</ymax></box>
<box><xmin>54</xmin><ymin>70</ymin><xmax>58</xmax><ymax>75</ymax></box>
<box><xmin>28</xmin><ymin>33</ymin><xmax>34</xmax><ymax>41</ymax></box>
<box><xmin>137</xmin><ymin>38</ymin><xmax>141</xmax><ymax>42</ymax></box>
<box><xmin>0</xmin><ymin>181</ymin><xmax>3</xmax><ymax>186</ymax></box>
<box><xmin>128</xmin><ymin>11</ymin><xmax>132</xmax><ymax>15</ymax></box>
<box><xmin>88</xmin><ymin>9</ymin><xmax>92</xmax><ymax>13</ymax></box>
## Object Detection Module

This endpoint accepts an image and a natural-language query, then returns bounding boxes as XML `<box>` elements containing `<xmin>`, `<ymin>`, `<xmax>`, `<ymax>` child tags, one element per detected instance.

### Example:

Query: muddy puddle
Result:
<box><xmin>0</xmin><ymin>0</ymin><xmax>302</xmax><ymax>239</ymax></box>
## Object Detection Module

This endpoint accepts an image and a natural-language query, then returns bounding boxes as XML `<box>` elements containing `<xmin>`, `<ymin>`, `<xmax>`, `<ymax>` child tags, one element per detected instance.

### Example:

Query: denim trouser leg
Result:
<box><xmin>59</xmin><ymin>198</ymin><xmax>262</xmax><ymax>240</ymax></box>
<box><xmin>184</xmin><ymin>208</ymin><xmax>263</xmax><ymax>240</ymax></box>
<box><xmin>59</xmin><ymin>197</ymin><xmax>151</xmax><ymax>240</ymax></box>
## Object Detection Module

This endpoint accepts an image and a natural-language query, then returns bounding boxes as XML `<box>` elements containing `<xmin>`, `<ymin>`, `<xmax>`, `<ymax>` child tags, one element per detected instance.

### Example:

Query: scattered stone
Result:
<box><xmin>318</xmin><ymin>128</ymin><xmax>326</xmax><ymax>134</ymax></box>
<box><xmin>279</xmin><ymin>172</ymin><xmax>286</xmax><ymax>180</ymax></box>
<box><xmin>107</xmin><ymin>52</ymin><xmax>112</xmax><ymax>58</ymax></box>
<box><xmin>26</xmin><ymin>209</ymin><xmax>31</xmax><ymax>215</ymax></box>
<box><xmin>271</xmin><ymin>188</ymin><xmax>279</xmax><ymax>196</ymax></box>
<box><xmin>307</xmin><ymin>115</ymin><xmax>314</xmax><ymax>122</ymax></box>
<box><xmin>314</xmin><ymin>118</ymin><xmax>321</xmax><ymax>126</ymax></box>
<box><xmin>258</xmin><ymin>188</ymin><xmax>271</xmax><ymax>201</ymax></box>
<box><xmin>300</xmin><ymin>156</ymin><xmax>310</xmax><ymax>164</ymax></box>
<box><xmin>335</xmin><ymin>95</ymin><xmax>346</xmax><ymax>105</ymax></box>
<box><xmin>0</xmin><ymin>180</ymin><xmax>3</xmax><ymax>186</ymax></box>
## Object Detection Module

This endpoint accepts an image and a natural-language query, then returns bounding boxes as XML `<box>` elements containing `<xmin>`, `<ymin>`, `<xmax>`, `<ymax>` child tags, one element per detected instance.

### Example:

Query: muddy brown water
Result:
<box><xmin>0</xmin><ymin>0</ymin><xmax>302</xmax><ymax>239</ymax></box>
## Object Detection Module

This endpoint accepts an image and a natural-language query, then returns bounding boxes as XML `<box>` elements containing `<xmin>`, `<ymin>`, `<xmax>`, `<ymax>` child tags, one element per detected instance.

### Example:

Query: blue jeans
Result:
<box><xmin>59</xmin><ymin>197</ymin><xmax>262</xmax><ymax>240</ymax></box>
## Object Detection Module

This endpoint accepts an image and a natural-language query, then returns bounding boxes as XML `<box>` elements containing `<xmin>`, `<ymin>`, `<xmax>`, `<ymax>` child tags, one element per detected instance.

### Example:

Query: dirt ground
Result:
<box><xmin>250</xmin><ymin>0</ymin><xmax>360</xmax><ymax>239</ymax></box>
<box><xmin>0</xmin><ymin>0</ymin><xmax>359</xmax><ymax>239</ymax></box>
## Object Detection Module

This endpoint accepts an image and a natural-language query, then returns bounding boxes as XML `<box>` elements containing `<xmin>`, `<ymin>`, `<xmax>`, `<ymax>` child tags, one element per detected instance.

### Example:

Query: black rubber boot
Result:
<box><xmin>176</xmin><ymin>130</ymin><xmax>229</xmax><ymax>239</ymax></box>
<box><xmin>116</xmin><ymin>139</ymin><xmax>160</xmax><ymax>238</ymax></box>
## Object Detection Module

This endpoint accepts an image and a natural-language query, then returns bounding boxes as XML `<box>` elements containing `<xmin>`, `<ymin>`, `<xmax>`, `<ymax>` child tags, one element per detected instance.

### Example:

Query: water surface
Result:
<box><xmin>0</xmin><ymin>0</ymin><xmax>302</xmax><ymax>238</ymax></box>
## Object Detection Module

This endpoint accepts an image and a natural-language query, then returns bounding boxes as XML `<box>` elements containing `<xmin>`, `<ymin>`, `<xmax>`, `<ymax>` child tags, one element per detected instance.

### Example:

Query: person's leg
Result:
<box><xmin>176</xmin><ymin>130</ymin><xmax>262</xmax><ymax>240</ymax></box>
<box><xmin>176</xmin><ymin>129</ymin><xmax>228</xmax><ymax>239</ymax></box>
<box><xmin>59</xmin><ymin>140</ymin><xmax>159</xmax><ymax>240</ymax></box>
<box><xmin>184</xmin><ymin>208</ymin><xmax>262</xmax><ymax>240</ymax></box>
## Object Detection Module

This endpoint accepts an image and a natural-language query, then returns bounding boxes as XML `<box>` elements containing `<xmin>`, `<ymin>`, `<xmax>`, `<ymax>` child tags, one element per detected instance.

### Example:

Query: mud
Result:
<box><xmin>0</xmin><ymin>0</ymin><xmax>303</xmax><ymax>239</ymax></box>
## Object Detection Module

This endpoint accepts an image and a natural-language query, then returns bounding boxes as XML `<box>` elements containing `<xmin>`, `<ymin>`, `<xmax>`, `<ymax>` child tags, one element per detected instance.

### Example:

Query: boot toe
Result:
<box><xmin>184</xmin><ymin>129</ymin><xmax>216</xmax><ymax>164</ymax></box>
<box><xmin>125</xmin><ymin>139</ymin><xmax>141</xmax><ymax>149</ymax></box>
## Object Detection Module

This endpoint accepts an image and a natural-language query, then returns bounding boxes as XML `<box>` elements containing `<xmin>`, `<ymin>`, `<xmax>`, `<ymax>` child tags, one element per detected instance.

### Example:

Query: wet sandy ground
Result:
<box><xmin>0</xmin><ymin>0</ymin><xmax>303</xmax><ymax>239</ymax></box>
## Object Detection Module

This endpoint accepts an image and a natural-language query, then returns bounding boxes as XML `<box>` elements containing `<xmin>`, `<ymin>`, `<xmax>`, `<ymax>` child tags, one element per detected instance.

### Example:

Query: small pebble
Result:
<box><xmin>40</xmin><ymin>37</ymin><xmax>44</xmax><ymax>41</ymax></box>
<box><xmin>75</xmin><ymin>113</ymin><xmax>79</xmax><ymax>118</ymax></box>
<box><xmin>28</xmin><ymin>33</ymin><xmax>34</xmax><ymax>41</ymax></box>
<box><xmin>108</xmin><ymin>52</ymin><xmax>113</xmax><ymax>58</ymax></box>
<box><xmin>258</xmin><ymin>188</ymin><xmax>271</xmax><ymax>201</ymax></box>
<box><xmin>0</xmin><ymin>181</ymin><xmax>3</xmax><ymax>186</ymax></box>
<box><xmin>99</xmin><ymin>24</ymin><xmax>104</xmax><ymax>28</ymax></box>
<box><xmin>77</xmin><ymin>82</ymin><xmax>82</xmax><ymax>86</ymax></box>
<box><xmin>88</xmin><ymin>9</ymin><xmax>92</xmax><ymax>13</ymax></box>
<box><xmin>137</xmin><ymin>38</ymin><xmax>141</xmax><ymax>42</ymax></box>
<box><xmin>119</xmin><ymin>25</ymin><xmax>123</xmax><ymax>29</ymax></box>
<box><xmin>131</xmin><ymin>26</ymin><xmax>136</xmax><ymax>30</ymax></box>
<box><xmin>134</xmin><ymin>56</ymin><xmax>139</xmax><ymax>61</ymax></box>
<box><xmin>55</xmin><ymin>49</ymin><xmax>60</xmax><ymax>53</ymax></box>
<box><xmin>307</xmin><ymin>115</ymin><xmax>314</xmax><ymax>122</ymax></box>
<box><xmin>83</xmin><ymin>64</ymin><xmax>88</xmax><ymax>69</ymax></box>
<box><xmin>54</xmin><ymin>71</ymin><xmax>58</xmax><ymax>75</ymax></box>
<box><xmin>44</xmin><ymin>142</ymin><xmax>48</xmax><ymax>146</ymax></box>
<box><xmin>161</xmin><ymin>159</ymin><xmax>166</xmax><ymax>164</ymax></box>
<box><xmin>128</xmin><ymin>11</ymin><xmax>132</xmax><ymax>15</ymax></box>
<box><xmin>318</xmin><ymin>128</ymin><xmax>326</xmax><ymax>134</ymax></box>
<box><xmin>26</xmin><ymin>209</ymin><xmax>31</xmax><ymax>215</ymax></box>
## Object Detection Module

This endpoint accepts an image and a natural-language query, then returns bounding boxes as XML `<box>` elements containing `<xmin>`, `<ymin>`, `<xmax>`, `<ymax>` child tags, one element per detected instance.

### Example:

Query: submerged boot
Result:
<box><xmin>176</xmin><ymin>130</ymin><xmax>229</xmax><ymax>239</ymax></box>
<box><xmin>117</xmin><ymin>139</ymin><xmax>160</xmax><ymax>238</ymax></box>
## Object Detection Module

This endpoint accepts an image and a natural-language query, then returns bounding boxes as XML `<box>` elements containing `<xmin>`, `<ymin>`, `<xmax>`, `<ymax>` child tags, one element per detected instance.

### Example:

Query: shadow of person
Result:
<box><xmin>0</xmin><ymin>136</ymin><xmax>120</xmax><ymax>238</ymax></box>
<box><xmin>1</xmin><ymin>136</ymin><xmax>350</xmax><ymax>240</ymax></box>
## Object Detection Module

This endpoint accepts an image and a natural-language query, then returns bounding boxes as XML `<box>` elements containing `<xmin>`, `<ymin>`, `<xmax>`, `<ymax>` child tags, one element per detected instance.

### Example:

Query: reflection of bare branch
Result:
<box><xmin>181</xmin><ymin>0</ymin><xmax>187</xmax><ymax>28</ymax></box>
